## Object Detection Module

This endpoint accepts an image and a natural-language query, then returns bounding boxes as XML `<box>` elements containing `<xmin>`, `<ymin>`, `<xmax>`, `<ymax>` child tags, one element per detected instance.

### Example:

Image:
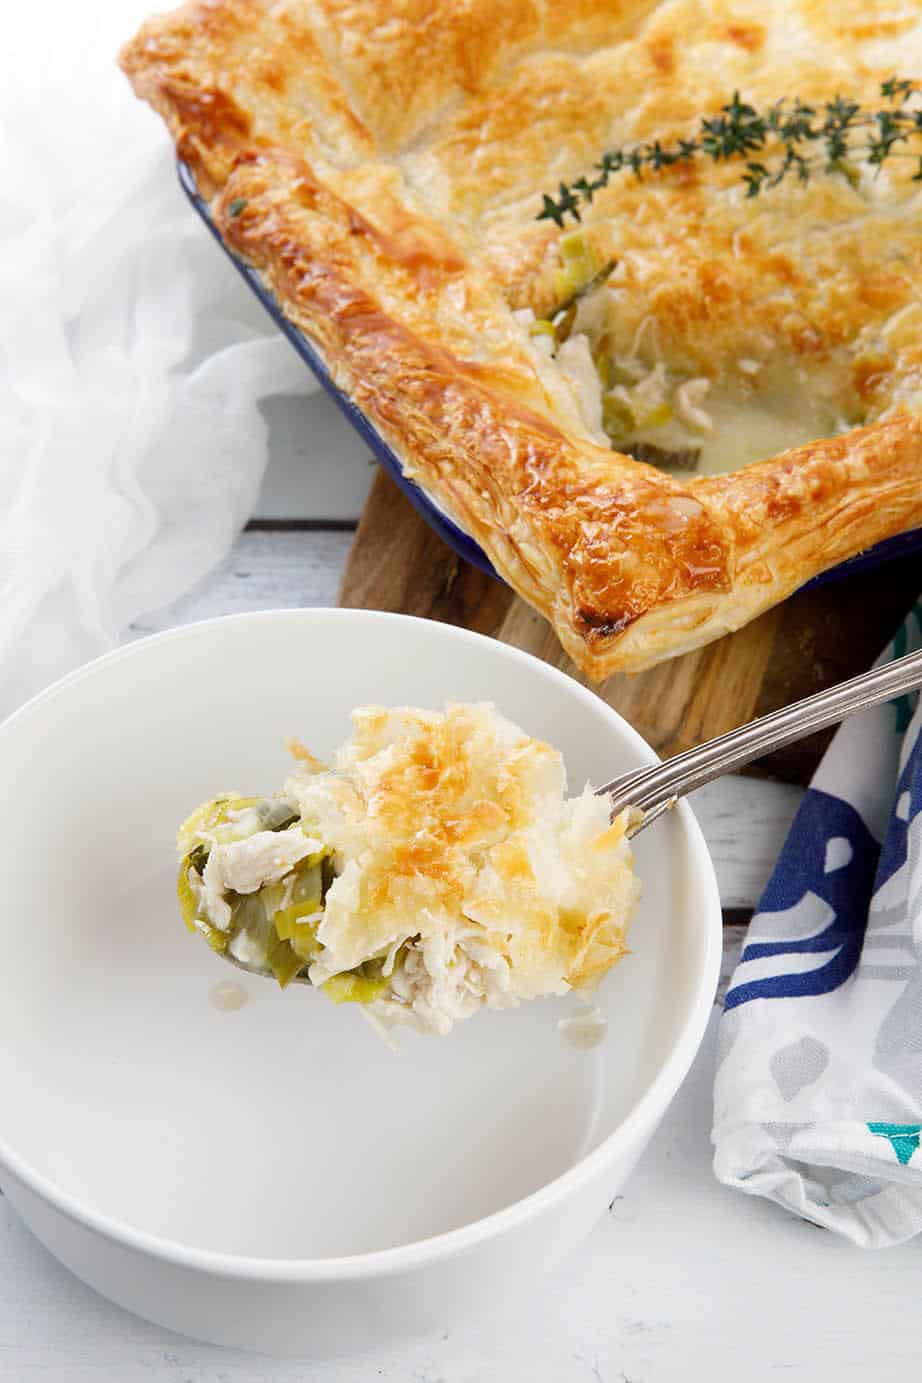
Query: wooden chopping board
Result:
<box><xmin>339</xmin><ymin>467</ymin><xmax>922</xmax><ymax>786</ymax></box>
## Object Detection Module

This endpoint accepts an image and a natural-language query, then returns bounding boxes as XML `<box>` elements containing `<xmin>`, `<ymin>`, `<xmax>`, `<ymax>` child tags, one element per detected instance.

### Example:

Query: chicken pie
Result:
<box><xmin>123</xmin><ymin>0</ymin><xmax>922</xmax><ymax>674</ymax></box>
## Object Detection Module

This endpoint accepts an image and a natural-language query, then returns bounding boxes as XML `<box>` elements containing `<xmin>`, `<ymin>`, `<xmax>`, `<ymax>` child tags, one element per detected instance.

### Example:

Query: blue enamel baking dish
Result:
<box><xmin>179</xmin><ymin>160</ymin><xmax>922</xmax><ymax>588</ymax></box>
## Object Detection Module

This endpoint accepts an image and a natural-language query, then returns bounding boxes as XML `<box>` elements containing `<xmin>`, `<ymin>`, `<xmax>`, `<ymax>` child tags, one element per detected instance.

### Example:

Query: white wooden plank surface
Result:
<box><xmin>254</xmin><ymin>392</ymin><xmax>373</xmax><ymax>521</ymax></box>
<box><xmin>130</xmin><ymin>529</ymin><xmax>353</xmax><ymax>633</ymax></box>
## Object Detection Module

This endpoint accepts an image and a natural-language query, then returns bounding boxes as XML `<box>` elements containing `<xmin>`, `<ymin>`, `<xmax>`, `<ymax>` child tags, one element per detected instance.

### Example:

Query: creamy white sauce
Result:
<box><xmin>685</xmin><ymin>391</ymin><xmax>843</xmax><ymax>476</ymax></box>
<box><xmin>558</xmin><ymin>1004</ymin><xmax>608</xmax><ymax>1049</ymax></box>
<box><xmin>599</xmin><ymin>350</ymin><xmax>844</xmax><ymax>475</ymax></box>
<box><xmin>556</xmin><ymin>281</ymin><xmax>853</xmax><ymax>476</ymax></box>
<box><xmin>210</xmin><ymin>980</ymin><xmax>249</xmax><ymax>1011</ymax></box>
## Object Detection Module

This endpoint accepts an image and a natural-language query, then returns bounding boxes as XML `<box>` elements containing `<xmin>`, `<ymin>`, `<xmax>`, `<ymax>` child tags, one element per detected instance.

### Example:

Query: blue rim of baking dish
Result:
<box><xmin>178</xmin><ymin>160</ymin><xmax>496</xmax><ymax>577</ymax></box>
<box><xmin>178</xmin><ymin>160</ymin><xmax>922</xmax><ymax>590</ymax></box>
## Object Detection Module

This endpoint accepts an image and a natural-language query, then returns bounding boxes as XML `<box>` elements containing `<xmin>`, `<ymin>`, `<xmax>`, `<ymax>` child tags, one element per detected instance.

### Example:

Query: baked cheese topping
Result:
<box><xmin>176</xmin><ymin>704</ymin><xmax>639</xmax><ymax>1036</ymax></box>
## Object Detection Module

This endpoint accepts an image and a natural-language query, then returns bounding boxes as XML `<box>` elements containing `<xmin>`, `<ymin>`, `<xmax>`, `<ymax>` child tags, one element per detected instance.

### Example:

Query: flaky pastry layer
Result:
<box><xmin>122</xmin><ymin>0</ymin><xmax>922</xmax><ymax>674</ymax></box>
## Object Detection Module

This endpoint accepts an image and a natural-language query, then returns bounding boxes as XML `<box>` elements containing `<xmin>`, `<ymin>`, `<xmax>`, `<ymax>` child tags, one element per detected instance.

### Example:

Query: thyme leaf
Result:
<box><xmin>537</xmin><ymin>80</ymin><xmax>921</xmax><ymax>225</ymax></box>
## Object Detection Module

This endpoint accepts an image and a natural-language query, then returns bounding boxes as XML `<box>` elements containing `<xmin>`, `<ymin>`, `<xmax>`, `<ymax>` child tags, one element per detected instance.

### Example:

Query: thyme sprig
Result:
<box><xmin>537</xmin><ymin>79</ymin><xmax>922</xmax><ymax>226</ymax></box>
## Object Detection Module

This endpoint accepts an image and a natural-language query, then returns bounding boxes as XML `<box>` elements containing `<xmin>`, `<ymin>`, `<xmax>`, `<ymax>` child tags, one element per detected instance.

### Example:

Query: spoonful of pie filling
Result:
<box><xmin>176</xmin><ymin>703</ymin><xmax>640</xmax><ymax>1036</ymax></box>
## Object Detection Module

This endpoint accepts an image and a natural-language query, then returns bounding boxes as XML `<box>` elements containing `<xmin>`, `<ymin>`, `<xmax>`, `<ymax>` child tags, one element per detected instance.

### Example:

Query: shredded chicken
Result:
<box><xmin>202</xmin><ymin>828</ymin><xmax>319</xmax><ymax>929</ymax></box>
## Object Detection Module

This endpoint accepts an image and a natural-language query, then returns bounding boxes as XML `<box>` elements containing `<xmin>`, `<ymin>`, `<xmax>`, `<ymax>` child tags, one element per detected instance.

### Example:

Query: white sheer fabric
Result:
<box><xmin>0</xmin><ymin>2</ymin><xmax>315</xmax><ymax>715</ymax></box>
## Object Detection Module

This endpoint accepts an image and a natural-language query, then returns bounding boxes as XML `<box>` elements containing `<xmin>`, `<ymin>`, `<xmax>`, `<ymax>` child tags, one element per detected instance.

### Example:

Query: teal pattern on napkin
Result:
<box><xmin>867</xmin><ymin>1123</ymin><xmax>921</xmax><ymax>1167</ymax></box>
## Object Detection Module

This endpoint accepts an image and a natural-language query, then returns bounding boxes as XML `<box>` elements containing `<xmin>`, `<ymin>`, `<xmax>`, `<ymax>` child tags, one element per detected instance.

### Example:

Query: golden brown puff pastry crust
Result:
<box><xmin>121</xmin><ymin>0</ymin><xmax>922</xmax><ymax>675</ymax></box>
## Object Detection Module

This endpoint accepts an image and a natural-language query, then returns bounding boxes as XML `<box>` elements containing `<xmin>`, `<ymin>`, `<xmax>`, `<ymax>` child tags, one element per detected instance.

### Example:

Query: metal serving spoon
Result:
<box><xmin>598</xmin><ymin>644</ymin><xmax>922</xmax><ymax>836</ymax></box>
<box><xmin>213</xmin><ymin>643</ymin><xmax>922</xmax><ymax>985</ymax></box>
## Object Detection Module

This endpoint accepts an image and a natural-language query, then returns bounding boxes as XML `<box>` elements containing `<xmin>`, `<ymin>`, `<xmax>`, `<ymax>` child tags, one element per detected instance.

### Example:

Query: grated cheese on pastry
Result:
<box><xmin>176</xmin><ymin>704</ymin><xmax>639</xmax><ymax>1036</ymax></box>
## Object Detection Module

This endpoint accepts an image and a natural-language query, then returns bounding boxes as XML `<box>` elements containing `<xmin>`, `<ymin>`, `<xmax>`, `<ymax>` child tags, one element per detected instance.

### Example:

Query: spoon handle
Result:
<box><xmin>598</xmin><ymin>644</ymin><xmax>922</xmax><ymax>835</ymax></box>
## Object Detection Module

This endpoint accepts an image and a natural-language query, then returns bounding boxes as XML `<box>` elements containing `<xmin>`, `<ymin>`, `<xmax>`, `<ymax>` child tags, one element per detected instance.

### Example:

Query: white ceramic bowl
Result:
<box><xmin>0</xmin><ymin>610</ymin><xmax>720</xmax><ymax>1356</ymax></box>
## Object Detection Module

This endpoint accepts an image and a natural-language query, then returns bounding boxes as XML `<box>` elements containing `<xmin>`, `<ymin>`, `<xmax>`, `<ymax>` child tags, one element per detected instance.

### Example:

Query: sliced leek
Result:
<box><xmin>552</xmin><ymin>231</ymin><xmax>616</xmax><ymax>314</ymax></box>
<box><xmin>322</xmin><ymin>972</ymin><xmax>389</xmax><ymax>1006</ymax></box>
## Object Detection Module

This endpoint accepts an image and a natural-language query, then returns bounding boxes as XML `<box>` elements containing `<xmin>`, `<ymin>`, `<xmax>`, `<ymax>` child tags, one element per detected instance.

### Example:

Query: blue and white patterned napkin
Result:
<box><xmin>713</xmin><ymin>602</ymin><xmax>922</xmax><ymax>1247</ymax></box>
